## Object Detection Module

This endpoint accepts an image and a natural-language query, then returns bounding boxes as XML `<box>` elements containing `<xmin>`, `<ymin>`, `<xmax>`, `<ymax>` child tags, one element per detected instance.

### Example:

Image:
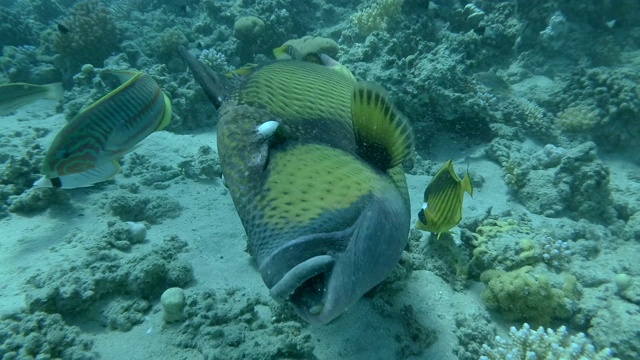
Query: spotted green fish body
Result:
<box><xmin>416</xmin><ymin>159</ymin><xmax>473</xmax><ymax>239</ymax></box>
<box><xmin>213</xmin><ymin>59</ymin><xmax>414</xmax><ymax>324</ymax></box>
<box><xmin>36</xmin><ymin>71</ymin><xmax>171</xmax><ymax>188</ymax></box>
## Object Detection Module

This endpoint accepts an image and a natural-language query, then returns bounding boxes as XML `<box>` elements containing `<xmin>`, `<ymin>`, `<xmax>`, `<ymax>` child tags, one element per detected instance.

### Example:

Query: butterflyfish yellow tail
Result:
<box><xmin>460</xmin><ymin>169</ymin><xmax>473</xmax><ymax>197</ymax></box>
<box><xmin>155</xmin><ymin>92</ymin><xmax>172</xmax><ymax>131</ymax></box>
<box><xmin>350</xmin><ymin>82</ymin><xmax>414</xmax><ymax>171</ymax></box>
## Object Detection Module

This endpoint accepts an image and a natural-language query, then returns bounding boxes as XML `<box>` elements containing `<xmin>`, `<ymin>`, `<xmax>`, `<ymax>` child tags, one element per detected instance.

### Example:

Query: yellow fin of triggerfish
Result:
<box><xmin>416</xmin><ymin>160</ymin><xmax>473</xmax><ymax>239</ymax></box>
<box><xmin>350</xmin><ymin>82</ymin><xmax>415</xmax><ymax>171</ymax></box>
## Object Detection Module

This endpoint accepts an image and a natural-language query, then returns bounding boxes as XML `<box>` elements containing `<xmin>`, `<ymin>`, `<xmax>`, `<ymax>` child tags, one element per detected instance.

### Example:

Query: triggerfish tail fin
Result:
<box><xmin>416</xmin><ymin>160</ymin><xmax>473</xmax><ymax>238</ymax></box>
<box><xmin>34</xmin><ymin>160</ymin><xmax>120</xmax><ymax>189</ymax></box>
<box><xmin>350</xmin><ymin>82</ymin><xmax>415</xmax><ymax>171</ymax></box>
<box><xmin>179</xmin><ymin>45</ymin><xmax>231</xmax><ymax>110</ymax></box>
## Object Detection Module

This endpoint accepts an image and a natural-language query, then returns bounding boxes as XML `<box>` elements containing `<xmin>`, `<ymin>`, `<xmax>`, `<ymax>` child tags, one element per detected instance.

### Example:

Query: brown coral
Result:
<box><xmin>54</xmin><ymin>0</ymin><xmax>120</xmax><ymax>69</ymax></box>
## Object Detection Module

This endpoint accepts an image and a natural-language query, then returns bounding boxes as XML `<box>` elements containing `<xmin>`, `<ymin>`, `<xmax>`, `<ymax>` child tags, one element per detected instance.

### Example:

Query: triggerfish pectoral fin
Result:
<box><xmin>37</xmin><ymin>70</ymin><xmax>171</xmax><ymax>189</ymax></box>
<box><xmin>416</xmin><ymin>160</ymin><xmax>473</xmax><ymax>239</ymax></box>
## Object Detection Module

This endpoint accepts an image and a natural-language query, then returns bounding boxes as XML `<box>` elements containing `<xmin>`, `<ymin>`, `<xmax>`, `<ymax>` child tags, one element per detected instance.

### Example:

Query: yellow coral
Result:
<box><xmin>555</xmin><ymin>105</ymin><xmax>602</xmax><ymax>132</ymax></box>
<box><xmin>480</xmin><ymin>266</ymin><xmax>570</xmax><ymax>325</ymax></box>
<box><xmin>351</xmin><ymin>0</ymin><xmax>404</xmax><ymax>36</ymax></box>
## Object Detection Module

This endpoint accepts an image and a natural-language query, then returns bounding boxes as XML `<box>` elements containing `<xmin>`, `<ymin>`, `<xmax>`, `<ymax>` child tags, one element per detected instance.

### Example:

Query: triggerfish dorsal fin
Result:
<box><xmin>179</xmin><ymin>45</ymin><xmax>231</xmax><ymax>110</ymax></box>
<box><xmin>350</xmin><ymin>82</ymin><xmax>414</xmax><ymax>171</ymax></box>
<box><xmin>416</xmin><ymin>159</ymin><xmax>473</xmax><ymax>239</ymax></box>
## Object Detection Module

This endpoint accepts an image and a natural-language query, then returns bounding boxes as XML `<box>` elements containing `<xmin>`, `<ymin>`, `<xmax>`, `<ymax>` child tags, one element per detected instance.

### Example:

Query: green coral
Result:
<box><xmin>480</xmin><ymin>266</ymin><xmax>573</xmax><ymax>325</ymax></box>
<box><xmin>54</xmin><ymin>0</ymin><xmax>120</xmax><ymax>69</ymax></box>
<box><xmin>351</xmin><ymin>0</ymin><xmax>404</xmax><ymax>36</ymax></box>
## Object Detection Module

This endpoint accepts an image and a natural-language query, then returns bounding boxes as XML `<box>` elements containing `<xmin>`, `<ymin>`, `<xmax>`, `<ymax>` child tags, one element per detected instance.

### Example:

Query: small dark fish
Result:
<box><xmin>57</xmin><ymin>23</ymin><xmax>69</xmax><ymax>34</ymax></box>
<box><xmin>474</xmin><ymin>72</ymin><xmax>511</xmax><ymax>94</ymax></box>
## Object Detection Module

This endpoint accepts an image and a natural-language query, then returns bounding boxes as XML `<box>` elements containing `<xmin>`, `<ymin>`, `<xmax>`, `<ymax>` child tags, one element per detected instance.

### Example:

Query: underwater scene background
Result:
<box><xmin>1</xmin><ymin>0</ymin><xmax>640</xmax><ymax>359</ymax></box>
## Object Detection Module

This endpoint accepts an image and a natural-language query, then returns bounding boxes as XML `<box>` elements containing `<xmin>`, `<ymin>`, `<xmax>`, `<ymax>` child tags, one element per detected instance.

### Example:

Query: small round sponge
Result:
<box><xmin>160</xmin><ymin>287</ymin><xmax>185</xmax><ymax>323</ymax></box>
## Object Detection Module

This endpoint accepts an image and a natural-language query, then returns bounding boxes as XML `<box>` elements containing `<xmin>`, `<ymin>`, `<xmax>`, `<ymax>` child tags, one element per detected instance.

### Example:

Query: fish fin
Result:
<box><xmin>43</xmin><ymin>82</ymin><xmax>64</xmax><ymax>100</ymax></box>
<box><xmin>41</xmin><ymin>160</ymin><xmax>120</xmax><ymax>189</ymax></box>
<box><xmin>103</xmin><ymin>70</ymin><xmax>142</xmax><ymax>84</ymax></box>
<box><xmin>461</xmin><ymin>169</ymin><xmax>473</xmax><ymax>196</ymax></box>
<box><xmin>351</xmin><ymin>82</ymin><xmax>414</xmax><ymax>171</ymax></box>
<box><xmin>319</xmin><ymin>54</ymin><xmax>356</xmax><ymax>82</ymax></box>
<box><xmin>224</xmin><ymin>63</ymin><xmax>259</xmax><ymax>78</ymax></box>
<box><xmin>155</xmin><ymin>92</ymin><xmax>172</xmax><ymax>131</ymax></box>
<box><xmin>179</xmin><ymin>46</ymin><xmax>232</xmax><ymax>110</ymax></box>
<box><xmin>273</xmin><ymin>44</ymin><xmax>301</xmax><ymax>60</ymax></box>
<box><xmin>424</xmin><ymin>160</ymin><xmax>453</xmax><ymax>200</ymax></box>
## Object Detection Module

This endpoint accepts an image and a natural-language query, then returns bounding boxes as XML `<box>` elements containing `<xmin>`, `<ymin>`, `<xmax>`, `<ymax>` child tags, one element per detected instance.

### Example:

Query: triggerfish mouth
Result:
<box><xmin>34</xmin><ymin>71</ymin><xmax>171</xmax><ymax>189</ymax></box>
<box><xmin>180</xmin><ymin>46</ymin><xmax>414</xmax><ymax>324</ymax></box>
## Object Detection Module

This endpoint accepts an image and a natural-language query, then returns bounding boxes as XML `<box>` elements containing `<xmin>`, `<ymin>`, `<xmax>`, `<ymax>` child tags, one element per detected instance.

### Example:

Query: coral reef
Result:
<box><xmin>480</xmin><ymin>266</ymin><xmax>574</xmax><ymax>325</ymax></box>
<box><xmin>173</xmin><ymin>289</ymin><xmax>315</xmax><ymax>359</ymax></box>
<box><xmin>233</xmin><ymin>16</ymin><xmax>265</xmax><ymax>43</ymax></box>
<box><xmin>351</xmin><ymin>0</ymin><xmax>405</xmax><ymax>36</ymax></box>
<box><xmin>0</xmin><ymin>8</ymin><xmax>38</xmax><ymax>47</ymax></box>
<box><xmin>108</xmin><ymin>194</ymin><xmax>182</xmax><ymax>224</ymax></box>
<box><xmin>0</xmin><ymin>311</ymin><xmax>96</xmax><ymax>359</ymax></box>
<box><xmin>198</xmin><ymin>48</ymin><xmax>232</xmax><ymax>74</ymax></box>
<box><xmin>481</xmin><ymin>323</ymin><xmax>618</xmax><ymax>360</ymax></box>
<box><xmin>54</xmin><ymin>0</ymin><xmax>120</xmax><ymax>70</ymax></box>
<box><xmin>25</xmin><ymin>231</ymin><xmax>193</xmax><ymax>330</ymax></box>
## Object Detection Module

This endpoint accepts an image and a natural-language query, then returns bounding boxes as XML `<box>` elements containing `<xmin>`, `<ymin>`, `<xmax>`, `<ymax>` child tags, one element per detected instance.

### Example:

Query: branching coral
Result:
<box><xmin>481</xmin><ymin>323</ymin><xmax>618</xmax><ymax>360</ymax></box>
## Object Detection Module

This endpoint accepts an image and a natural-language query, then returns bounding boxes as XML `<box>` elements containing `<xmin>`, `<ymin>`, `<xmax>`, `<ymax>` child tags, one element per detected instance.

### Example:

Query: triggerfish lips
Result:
<box><xmin>265</xmin><ymin>190</ymin><xmax>410</xmax><ymax>324</ymax></box>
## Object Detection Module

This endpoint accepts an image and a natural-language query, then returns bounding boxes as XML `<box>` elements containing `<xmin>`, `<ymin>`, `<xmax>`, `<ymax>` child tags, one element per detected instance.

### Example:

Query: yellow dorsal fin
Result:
<box><xmin>351</xmin><ymin>82</ymin><xmax>414</xmax><ymax>171</ymax></box>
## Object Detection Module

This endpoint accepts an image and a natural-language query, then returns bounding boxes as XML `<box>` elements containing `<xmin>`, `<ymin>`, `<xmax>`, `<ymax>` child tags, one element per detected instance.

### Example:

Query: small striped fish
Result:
<box><xmin>0</xmin><ymin>82</ymin><xmax>63</xmax><ymax>115</ymax></box>
<box><xmin>34</xmin><ymin>71</ymin><xmax>171</xmax><ymax>189</ymax></box>
<box><xmin>416</xmin><ymin>159</ymin><xmax>473</xmax><ymax>239</ymax></box>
